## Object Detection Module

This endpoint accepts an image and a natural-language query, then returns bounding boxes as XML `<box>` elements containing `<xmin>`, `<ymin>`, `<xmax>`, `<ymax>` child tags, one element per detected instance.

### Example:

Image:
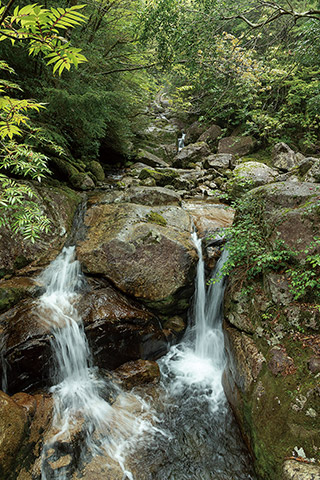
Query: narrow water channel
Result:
<box><xmin>130</xmin><ymin>233</ymin><xmax>256</xmax><ymax>480</ymax></box>
<box><xmin>36</xmin><ymin>235</ymin><xmax>256</xmax><ymax>479</ymax></box>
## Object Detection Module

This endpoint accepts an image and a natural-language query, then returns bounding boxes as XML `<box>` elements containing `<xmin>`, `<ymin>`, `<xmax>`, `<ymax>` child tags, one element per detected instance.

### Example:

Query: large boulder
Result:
<box><xmin>77</xmin><ymin>285</ymin><xmax>167</xmax><ymax>369</ymax></box>
<box><xmin>185</xmin><ymin>121</ymin><xmax>207</xmax><ymax>144</ymax></box>
<box><xmin>76</xmin><ymin>198</ymin><xmax>197</xmax><ymax>315</ymax></box>
<box><xmin>0</xmin><ymin>298</ymin><xmax>53</xmax><ymax>393</ymax></box>
<box><xmin>198</xmin><ymin>124</ymin><xmax>222</xmax><ymax>144</ymax></box>
<box><xmin>218</xmin><ymin>136</ymin><xmax>254</xmax><ymax>156</ymax></box>
<box><xmin>0</xmin><ymin>183</ymin><xmax>82</xmax><ymax>278</ymax></box>
<box><xmin>136</xmin><ymin>149</ymin><xmax>170</xmax><ymax>168</ymax></box>
<box><xmin>172</xmin><ymin>142</ymin><xmax>211</xmax><ymax>169</ymax></box>
<box><xmin>271</xmin><ymin>143</ymin><xmax>299</xmax><ymax>172</ymax></box>
<box><xmin>204</xmin><ymin>153</ymin><xmax>234</xmax><ymax>171</ymax></box>
<box><xmin>226</xmin><ymin>161</ymin><xmax>278</xmax><ymax>198</ymax></box>
<box><xmin>223</xmin><ymin>181</ymin><xmax>320</xmax><ymax>479</ymax></box>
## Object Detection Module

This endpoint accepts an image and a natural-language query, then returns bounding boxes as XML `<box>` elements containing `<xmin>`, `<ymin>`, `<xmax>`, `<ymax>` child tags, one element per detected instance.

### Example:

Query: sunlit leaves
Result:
<box><xmin>0</xmin><ymin>3</ymin><xmax>87</xmax><ymax>75</ymax></box>
<box><xmin>0</xmin><ymin>174</ymin><xmax>51</xmax><ymax>242</ymax></box>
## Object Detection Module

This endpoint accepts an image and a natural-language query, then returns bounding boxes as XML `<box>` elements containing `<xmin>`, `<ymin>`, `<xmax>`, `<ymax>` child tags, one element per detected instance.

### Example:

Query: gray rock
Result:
<box><xmin>198</xmin><ymin>124</ymin><xmax>222</xmax><ymax>144</ymax></box>
<box><xmin>272</xmin><ymin>143</ymin><xmax>299</xmax><ymax>171</ymax></box>
<box><xmin>304</xmin><ymin>159</ymin><xmax>320</xmax><ymax>183</ymax></box>
<box><xmin>76</xmin><ymin>202</ymin><xmax>197</xmax><ymax>315</ymax></box>
<box><xmin>172</xmin><ymin>142</ymin><xmax>211</xmax><ymax>169</ymax></box>
<box><xmin>136</xmin><ymin>149</ymin><xmax>170</xmax><ymax>168</ymax></box>
<box><xmin>204</xmin><ymin>153</ymin><xmax>234</xmax><ymax>170</ymax></box>
<box><xmin>218</xmin><ymin>136</ymin><xmax>254</xmax><ymax>156</ymax></box>
<box><xmin>185</xmin><ymin>121</ymin><xmax>207</xmax><ymax>144</ymax></box>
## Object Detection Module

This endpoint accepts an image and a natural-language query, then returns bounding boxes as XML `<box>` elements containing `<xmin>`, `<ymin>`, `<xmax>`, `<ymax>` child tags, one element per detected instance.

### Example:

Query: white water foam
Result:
<box><xmin>37</xmin><ymin>247</ymin><xmax>159</xmax><ymax>480</ymax></box>
<box><xmin>159</xmin><ymin>231</ymin><xmax>228</xmax><ymax>409</ymax></box>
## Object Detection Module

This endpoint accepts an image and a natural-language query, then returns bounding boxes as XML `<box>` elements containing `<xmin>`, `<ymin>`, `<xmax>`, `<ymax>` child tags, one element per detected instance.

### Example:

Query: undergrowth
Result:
<box><xmin>209</xmin><ymin>195</ymin><xmax>320</xmax><ymax>302</ymax></box>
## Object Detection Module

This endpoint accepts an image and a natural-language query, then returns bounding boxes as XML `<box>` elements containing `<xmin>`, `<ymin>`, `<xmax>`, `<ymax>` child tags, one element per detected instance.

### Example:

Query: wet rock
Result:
<box><xmin>224</xmin><ymin>324</ymin><xmax>266</xmax><ymax>393</ymax></box>
<box><xmin>172</xmin><ymin>142</ymin><xmax>211</xmax><ymax>169</ymax></box>
<box><xmin>136</xmin><ymin>149</ymin><xmax>170</xmax><ymax>168</ymax></box>
<box><xmin>0</xmin><ymin>390</ymin><xmax>28</xmax><ymax>478</ymax></box>
<box><xmin>283</xmin><ymin>460</ymin><xmax>320</xmax><ymax>479</ymax></box>
<box><xmin>268</xmin><ymin>346</ymin><xmax>296</xmax><ymax>376</ymax></box>
<box><xmin>198</xmin><ymin>124</ymin><xmax>222</xmax><ymax>144</ymax></box>
<box><xmin>77</xmin><ymin>286</ymin><xmax>167</xmax><ymax>369</ymax></box>
<box><xmin>114</xmin><ymin>359</ymin><xmax>160</xmax><ymax>389</ymax></box>
<box><xmin>76</xmin><ymin>202</ymin><xmax>197</xmax><ymax>315</ymax></box>
<box><xmin>204</xmin><ymin>153</ymin><xmax>234</xmax><ymax>170</ymax></box>
<box><xmin>1</xmin><ymin>299</ymin><xmax>52</xmax><ymax>393</ymax></box>
<box><xmin>163</xmin><ymin>315</ymin><xmax>186</xmax><ymax>334</ymax></box>
<box><xmin>272</xmin><ymin>143</ymin><xmax>299</xmax><ymax>172</ymax></box>
<box><xmin>0</xmin><ymin>184</ymin><xmax>81</xmax><ymax>278</ymax></box>
<box><xmin>218</xmin><ymin>136</ymin><xmax>254</xmax><ymax>156</ymax></box>
<box><xmin>12</xmin><ymin>392</ymin><xmax>37</xmax><ymax>418</ymax></box>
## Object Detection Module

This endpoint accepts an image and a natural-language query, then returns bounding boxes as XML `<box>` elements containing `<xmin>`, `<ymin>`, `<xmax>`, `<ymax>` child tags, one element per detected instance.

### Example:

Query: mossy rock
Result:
<box><xmin>70</xmin><ymin>172</ymin><xmax>95</xmax><ymax>190</ymax></box>
<box><xmin>87</xmin><ymin>160</ymin><xmax>105</xmax><ymax>182</ymax></box>
<box><xmin>138</xmin><ymin>168</ymin><xmax>178</xmax><ymax>187</ymax></box>
<box><xmin>146</xmin><ymin>211</ymin><xmax>167</xmax><ymax>226</ymax></box>
<box><xmin>0</xmin><ymin>287</ymin><xmax>25</xmax><ymax>313</ymax></box>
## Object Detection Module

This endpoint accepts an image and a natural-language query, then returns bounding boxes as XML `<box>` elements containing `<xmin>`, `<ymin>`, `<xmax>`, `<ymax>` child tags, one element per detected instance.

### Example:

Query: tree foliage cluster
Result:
<box><xmin>143</xmin><ymin>0</ymin><xmax>320</xmax><ymax>151</ymax></box>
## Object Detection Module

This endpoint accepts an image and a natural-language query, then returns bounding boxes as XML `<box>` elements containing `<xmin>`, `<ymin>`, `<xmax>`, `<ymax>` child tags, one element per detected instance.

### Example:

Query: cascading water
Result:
<box><xmin>131</xmin><ymin>232</ymin><xmax>256</xmax><ymax>480</ymax></box>
<box><xmin>178</xmin><ymin>133</ymin><xmax>186</xmax><ymax>152</ymax></box>
<box><xmin>36</xmin><ymin>247</ymin><xmax>159</xmax><ymax>480</ymax></box>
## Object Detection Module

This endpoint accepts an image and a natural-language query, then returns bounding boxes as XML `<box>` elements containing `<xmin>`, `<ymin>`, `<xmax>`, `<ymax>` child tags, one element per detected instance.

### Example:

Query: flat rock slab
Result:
<box><xmin>183</xmin><ymin>202</ymin><xmax>234</xmax><ymax>237</ymax></box>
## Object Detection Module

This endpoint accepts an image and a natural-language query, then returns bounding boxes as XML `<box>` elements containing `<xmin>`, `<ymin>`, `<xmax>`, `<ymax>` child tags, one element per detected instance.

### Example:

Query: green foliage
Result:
<box><xmin>0</xmin><ymin>2</ymin><xmax>87</xmax><ymax>241</ymax></box>
<box><xmin>210</xmin><ymin>195</ymin><xmax>320</xmax><ymax>302</ymax></box>
<box><xmin>0</xmin><ymin>174</ymin><xmax>50</xmax><ymax>241</ymax></box>
<box><xmin>0</xmin><ymin>3</ymin><xmax>87</xmax><ymax>75</ymax></box>
<box><xmin>210</xmin><ymin>196</ymin><xmax>295</xmax><ymax>286</ymax></box>
<box><xmin>287</xmin><ymin>238</ymin><xmax>320</xmax><ymax>301</ymax></box>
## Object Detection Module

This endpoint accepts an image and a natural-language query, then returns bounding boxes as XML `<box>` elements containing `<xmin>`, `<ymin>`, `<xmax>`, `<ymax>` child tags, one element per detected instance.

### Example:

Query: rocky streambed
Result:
<box><xmin>0</xmin><ymin>95</ymin><xmax>320</xmax><ymax>480</ymax></box>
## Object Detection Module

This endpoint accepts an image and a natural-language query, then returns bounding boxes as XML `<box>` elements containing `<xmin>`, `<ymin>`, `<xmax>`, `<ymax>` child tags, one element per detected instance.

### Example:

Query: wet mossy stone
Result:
<box><xmin>70</xmin><ymin>172</ymin><xmax>95</xmax><ymax>190</ymax></box>
<box><xmin>87</xmin><ymin>160</ymin><xmax>105</xmax><ymax>182</ymax></box>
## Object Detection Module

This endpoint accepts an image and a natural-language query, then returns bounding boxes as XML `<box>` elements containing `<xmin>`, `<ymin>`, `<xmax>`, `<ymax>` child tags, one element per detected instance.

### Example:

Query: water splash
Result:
<box><xmin>141</xmin><ymin>232</ymin><xmax>256</xmax><ymax>480</ymax></box>
<box><xmin>37</xmin><ymin>247</ymin><xmax>158</xmax><ymax>480</ymax></box>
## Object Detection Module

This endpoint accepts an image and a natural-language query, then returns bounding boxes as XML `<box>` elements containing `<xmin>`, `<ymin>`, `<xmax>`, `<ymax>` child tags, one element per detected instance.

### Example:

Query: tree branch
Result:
<box><xmin>0</xmin><ymin>0</ymin><xmax>16</xmax><ymax>25</ymax></box>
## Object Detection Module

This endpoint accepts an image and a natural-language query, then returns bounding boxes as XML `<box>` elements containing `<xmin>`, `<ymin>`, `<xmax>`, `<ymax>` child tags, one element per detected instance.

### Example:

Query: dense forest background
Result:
<box><xmin>1</xmin><ymin>0</ymin><xmax>320</xmax><ymax>237</ymax></box>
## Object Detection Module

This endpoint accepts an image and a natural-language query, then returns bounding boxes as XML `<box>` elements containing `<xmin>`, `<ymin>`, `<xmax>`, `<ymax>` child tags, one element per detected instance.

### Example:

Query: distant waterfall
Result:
<box><xmin>178</xmin><ymin>132</ymin><xmax>186</xmax><ymax>151</ymax></box>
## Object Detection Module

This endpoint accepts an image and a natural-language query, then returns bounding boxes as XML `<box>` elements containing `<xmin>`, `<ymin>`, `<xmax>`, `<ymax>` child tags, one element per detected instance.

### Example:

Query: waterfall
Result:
<box><xmin>142</xmin><ymin>232</ymin><xmax>256</xmax><ymax>480</ymax></box>
<box><xmin>37</xmin><ymin>247</ymin><xmax>158</xmax><ymax>480</ymax></box>
<box><xmin>178</xmin><ymin>132</ymin><xmax>186</xmax><ymax>152</ymax></box>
